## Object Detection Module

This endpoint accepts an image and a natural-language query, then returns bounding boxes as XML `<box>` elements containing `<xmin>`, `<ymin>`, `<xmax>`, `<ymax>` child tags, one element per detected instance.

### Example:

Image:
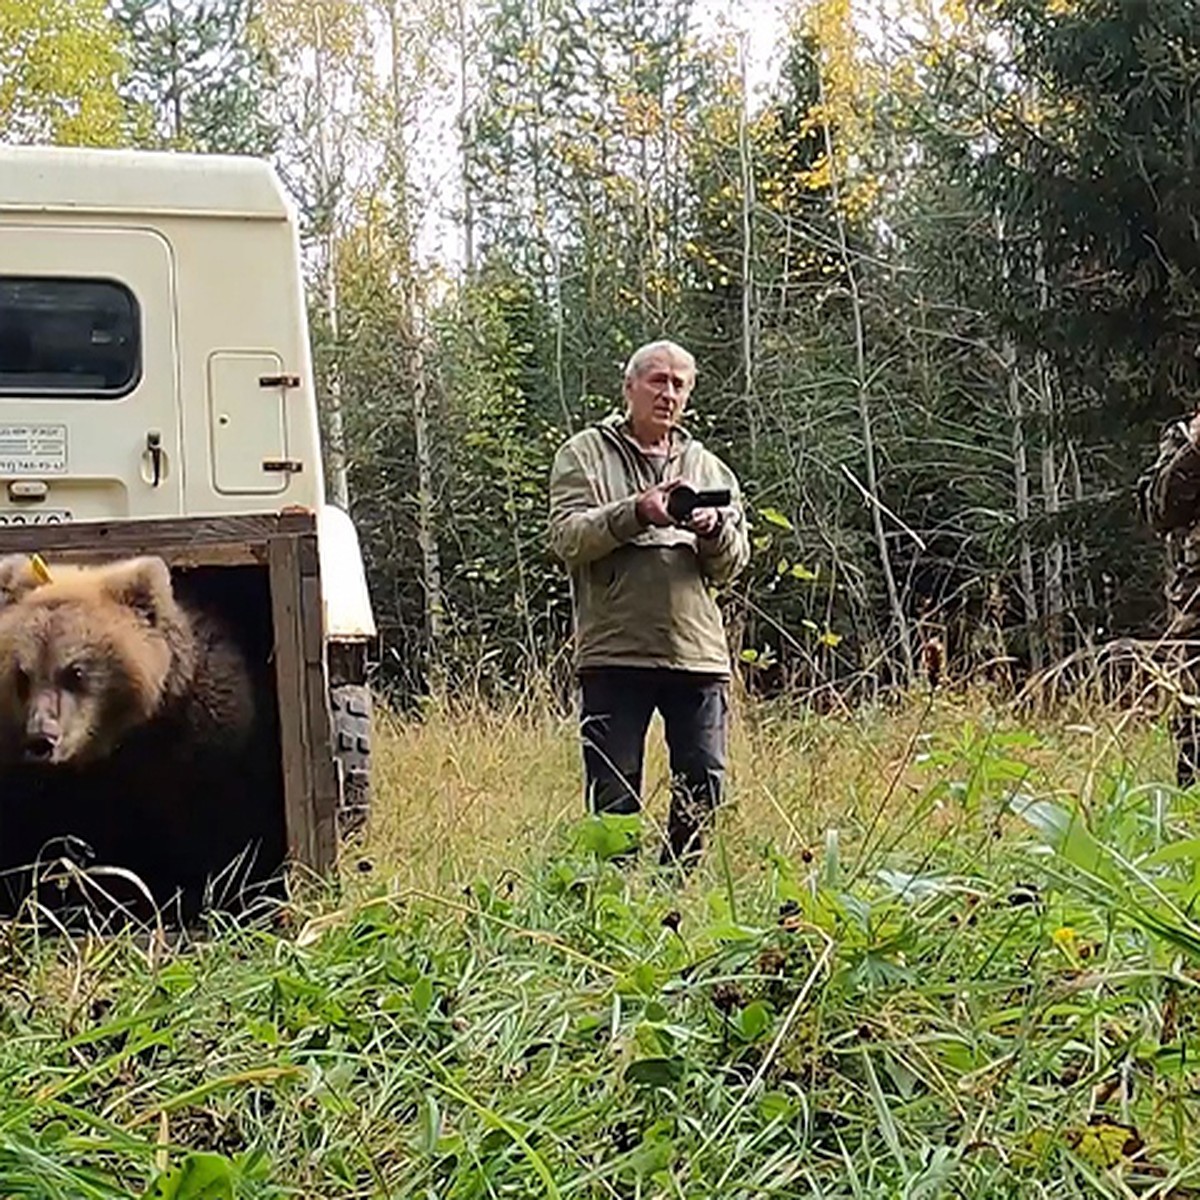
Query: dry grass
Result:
<box><xmin>366</xmin><ymin>697</ymin><xmax>581</xmax><ymax>886</ymax></box>
<box><xmin>363</xmin><ymin>682</ymin><xmax>1175</xmax><ymax>888</ymax></box>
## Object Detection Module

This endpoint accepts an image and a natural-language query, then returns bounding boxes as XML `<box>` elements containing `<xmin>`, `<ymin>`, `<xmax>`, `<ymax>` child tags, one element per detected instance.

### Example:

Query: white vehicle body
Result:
<box><xmin>0</xmin><ymin>143</ymin><xmax>375</xmax><ymax>643</ymax></box>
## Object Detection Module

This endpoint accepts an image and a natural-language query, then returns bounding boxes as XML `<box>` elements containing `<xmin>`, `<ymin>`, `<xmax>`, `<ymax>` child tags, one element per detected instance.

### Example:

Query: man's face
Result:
<box><xmin>624</xmin><ymin>352</ymin><xmax>694</xmax><ymax>437</ymax></box>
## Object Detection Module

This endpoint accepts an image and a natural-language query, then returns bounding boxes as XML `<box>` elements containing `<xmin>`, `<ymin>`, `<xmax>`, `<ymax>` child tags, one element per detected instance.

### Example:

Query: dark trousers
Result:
<box><xmin>1173</xmin><ymin>643</ymin><xmax>1200</xmax><ymax>789</ymax></box>
<box><xmin>578</xmin><ymin>667</ymin><xmax>728</xmax><ymax>864</ymax></box>
<box><xmin>1175</xmin><ymin>711</ymin><xmax>1200</xmax><ymax>789</ymax></box>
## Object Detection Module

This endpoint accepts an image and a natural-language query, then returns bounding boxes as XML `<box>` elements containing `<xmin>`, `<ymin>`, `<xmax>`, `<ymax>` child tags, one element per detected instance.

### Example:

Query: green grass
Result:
<box><xmin>2</xmin><ymin>689</ymin><xmax>1200</xmax><ymax>1197</ymax></box>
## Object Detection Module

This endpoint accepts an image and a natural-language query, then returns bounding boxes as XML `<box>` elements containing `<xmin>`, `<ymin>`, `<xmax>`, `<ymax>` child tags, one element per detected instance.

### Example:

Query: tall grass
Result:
<box><xmin>1</xmin><ymin>687</ymin><xmax>1197</xmax><ymax>1198</ymax></box>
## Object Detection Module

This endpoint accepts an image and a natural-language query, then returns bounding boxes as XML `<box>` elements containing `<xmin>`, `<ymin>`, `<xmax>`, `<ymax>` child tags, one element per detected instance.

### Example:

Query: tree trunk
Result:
<box><xmin>388</xmin><ymin>0</ymin><xmax>444</xmax><ymax>678</ymax></box>
<box><xmin>1035</xmin><ymin>238</ymin><xmax>1065</xmax><ymax>661</ymax></box>
<box><xmin>312</xmin><ymin>4</ymin><xmax>350</xmax><ymax>511</ymax></box>
<box><xmin>1067</xmin><ymin>438</ymin><xmax>1096</xmax><ymax>626</ymax></box>
<box><xmin>1009</xmin><ymin>359</ymin><xmax>1041</xmax><ymax>670</ymax></box>
<box><xmin>996</xmin><ymin>211</ymin><xmax>1042</xmax><ymax>671</ymax></box>
<box><xmin>818</xmin><ymin>74</ymin><xmax>914</xmax><ymax>683</ymax></box>
<box><xmin>407</xmin><ymin>302</ymin><xmax>445</xmax><ymax>665</ymax></box>
<box><xmin>738</xmin><ymin>34</ymin><xmax>759</xmax><ymax>473</ymax></box>
<box><xmin>455</xmin><ymin>0</ymin><xmax>475</xmax><ymax>280</ymax></box>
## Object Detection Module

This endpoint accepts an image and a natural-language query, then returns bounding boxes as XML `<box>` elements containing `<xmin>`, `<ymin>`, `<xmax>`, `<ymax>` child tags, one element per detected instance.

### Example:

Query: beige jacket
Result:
<box><xmin>549</xmin><ymin>414</ymin><xmax>750</xmax><ymax>675</ymax></box>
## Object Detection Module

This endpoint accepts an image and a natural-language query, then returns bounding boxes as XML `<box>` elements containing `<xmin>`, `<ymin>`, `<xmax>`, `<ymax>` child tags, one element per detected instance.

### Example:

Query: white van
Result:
<box><xmin>0</xmin><ymin>144</ymin><xmax>375</xmax><ymax>880</ymax></box>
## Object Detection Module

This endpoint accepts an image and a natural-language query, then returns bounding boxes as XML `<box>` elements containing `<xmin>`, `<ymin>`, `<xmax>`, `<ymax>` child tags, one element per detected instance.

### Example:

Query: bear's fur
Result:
<box><xmin>0</xmin><ymin>554</ymin><xmax>90</xmax><ymax>610</ymax></box>
<box><xmin>0</xmin><ymin>554</ymin><xmax>285</xmax><ymax>922</ymax></box>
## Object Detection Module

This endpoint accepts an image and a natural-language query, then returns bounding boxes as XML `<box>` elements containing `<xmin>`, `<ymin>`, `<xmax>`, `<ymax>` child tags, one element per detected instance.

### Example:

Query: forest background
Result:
<box><xmin>5</xmin><ymin>0</ymin><xmax>1196</xmax><ymax>705</ymax></box>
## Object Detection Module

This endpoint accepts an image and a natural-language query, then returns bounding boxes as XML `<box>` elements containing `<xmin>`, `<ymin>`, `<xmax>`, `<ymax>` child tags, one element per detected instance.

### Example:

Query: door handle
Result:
<box><xmin>146</xmin><ymin>430</ymin><xmax>163</xmax><ymax>487</ymax></box>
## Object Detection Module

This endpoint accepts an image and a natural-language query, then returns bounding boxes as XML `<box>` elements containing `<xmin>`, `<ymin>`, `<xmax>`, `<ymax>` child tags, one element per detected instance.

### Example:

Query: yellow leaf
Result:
<box><xmin>1066</xmin><ymin>1122</ymin><xmax>1140</xmax><ymax>1170</ymax></box>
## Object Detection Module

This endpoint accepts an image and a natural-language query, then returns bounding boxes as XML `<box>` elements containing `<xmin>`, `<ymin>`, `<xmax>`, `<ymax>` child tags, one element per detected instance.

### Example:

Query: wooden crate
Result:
<box><xmin>0</xmin><ymin>510</ymin><xmax>339</xmax><ymax>875</ymax></box>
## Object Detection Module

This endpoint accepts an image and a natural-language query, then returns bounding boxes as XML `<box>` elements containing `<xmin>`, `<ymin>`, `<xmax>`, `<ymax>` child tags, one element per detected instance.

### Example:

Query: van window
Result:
<box><xmin>0</xmin><ymin>277</ymin><xmax>141</xmax><ymax>398</ymax></box>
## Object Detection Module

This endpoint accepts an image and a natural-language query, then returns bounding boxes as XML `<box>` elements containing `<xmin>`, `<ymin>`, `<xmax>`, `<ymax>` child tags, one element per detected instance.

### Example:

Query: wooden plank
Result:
<box><xmin>268</xmin><ymin>533</ymin><xmax>316</xmax><ymax>869</ymax></box>
<box><xmin>297</xmin><ymin>530</ymin><xmax>338</xmax><ymax>871</ymax></box>
<box><xmin>11</xmin><ymin>543</ymin><xmax>268</xmax><ymax>569</ymax></box>
<box><xmin>0</xmin><ymin>510</ymin><xmax>317</xmax><ymax>560</ymax></box>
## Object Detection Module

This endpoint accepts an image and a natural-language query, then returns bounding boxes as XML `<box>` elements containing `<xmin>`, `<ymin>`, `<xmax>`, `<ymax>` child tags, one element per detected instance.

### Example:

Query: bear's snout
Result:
<box><xmin>24</xmin><ymin>690</ymin><xmax>63</xmax><ymax>762</ymax></box>
<box><xmin>23</xmin><ymin>733</ymin><xmax>57</xmax><ymax>762</ymax></box>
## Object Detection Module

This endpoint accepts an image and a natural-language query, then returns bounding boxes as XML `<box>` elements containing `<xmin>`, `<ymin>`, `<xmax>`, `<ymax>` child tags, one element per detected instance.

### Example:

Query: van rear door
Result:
<box><xmin>0</xmin><ymin>226</ymin><xmax>182</xmax><ymax>524</ymax></box>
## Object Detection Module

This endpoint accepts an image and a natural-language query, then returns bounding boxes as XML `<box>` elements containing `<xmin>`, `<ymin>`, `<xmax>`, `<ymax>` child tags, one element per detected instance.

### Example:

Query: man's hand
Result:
<box><xmin>636</xmin><ymin>481</ymin><xmax>725</xmax><ymax>536</ymax></box>
<box><xmin>635</xmin><ymin>480</ymin><xmax>681</xmax><ymax>528</ymax></box>
<box><xmin>687</xmin><ymin>507</ymin><xmax>722</xmax><ymax>538</ymax></box>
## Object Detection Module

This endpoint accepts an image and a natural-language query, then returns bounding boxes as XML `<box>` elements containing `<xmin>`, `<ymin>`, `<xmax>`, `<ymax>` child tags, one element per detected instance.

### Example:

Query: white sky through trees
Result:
<box><xmin>399</xmin><ymin>0</ymin><xmax>789</xmax><ymax>275</ymax></box>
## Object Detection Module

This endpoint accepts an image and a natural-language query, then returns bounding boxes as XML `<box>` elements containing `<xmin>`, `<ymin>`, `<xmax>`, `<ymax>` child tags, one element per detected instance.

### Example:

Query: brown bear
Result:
<box><xmin>0</xmin><ymin>554</ymin><xmax>285</xmax><ymax>923</ymax></box>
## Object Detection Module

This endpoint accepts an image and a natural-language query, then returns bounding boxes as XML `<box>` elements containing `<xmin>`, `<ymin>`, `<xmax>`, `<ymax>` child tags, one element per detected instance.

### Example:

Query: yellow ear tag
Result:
<box><xmin>28</xmin><ymin>554</ymin><xmax>52</xmax><ymax>585</ymax></box>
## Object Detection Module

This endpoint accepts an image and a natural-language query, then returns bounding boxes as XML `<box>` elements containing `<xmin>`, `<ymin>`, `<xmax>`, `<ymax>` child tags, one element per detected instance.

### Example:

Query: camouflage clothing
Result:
<box><xmin>1138</xmin><ymin>417</ymin><xmax>1200</xmax><ymax>785</ymax></box>
<box><xmin>1139</xmin><ymin>417</ymin><xmax>1200</xmax><ymax>636</ymax></box>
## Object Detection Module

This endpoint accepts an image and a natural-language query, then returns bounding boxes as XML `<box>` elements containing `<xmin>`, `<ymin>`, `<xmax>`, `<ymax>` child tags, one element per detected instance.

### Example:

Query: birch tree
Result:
<box><xmin>801</xmin><ymin>0</ymin><xmax>914</xmax><ymax>681</ymax></box>
<box><xmin>263</xmin><ymin>0</ymin><xmax>372</xmax><ymax>514</ymax></box>
<box><xmin>378</xmin><ymin>0</ymin><xmax>449</xmax><ymax>671</ymax></box>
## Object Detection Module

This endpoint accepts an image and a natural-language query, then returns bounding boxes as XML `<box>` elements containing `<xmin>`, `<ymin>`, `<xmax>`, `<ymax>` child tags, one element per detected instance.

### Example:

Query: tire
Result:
<box><xmin>330</xmin><ymin>683</ymin><xmax>372</xmax><ymax>835</ymax></box>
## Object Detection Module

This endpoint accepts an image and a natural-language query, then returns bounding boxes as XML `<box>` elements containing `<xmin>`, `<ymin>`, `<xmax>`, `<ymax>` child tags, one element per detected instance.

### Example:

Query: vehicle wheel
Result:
<box><xmin>330</xmin><ymin>683</ymin><xmax>372</xmax><ymax>835</ymax></box>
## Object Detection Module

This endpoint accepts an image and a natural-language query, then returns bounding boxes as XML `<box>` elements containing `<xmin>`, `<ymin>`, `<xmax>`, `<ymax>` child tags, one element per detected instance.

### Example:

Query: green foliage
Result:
<box><xmin>979</xmin><ymin>0</ymin><xmax>1200</xmax><ymax>416</ymax></box>
<box><xmin>575</xmin><ymin>812</ymin><xmax>642</xmax><ymax>860</ymax></box>
<box><xmin>0</xmin><ymin>0</ymin><xmax>129</xmax><ymax>145</ymax></box>
<box><xmin>0</xmin><ymin>700</ymin><xmax>1197</xmax><ymax>1195</ymax></box>
<box><xmin>111</xmin><ymin>0</ymin><xmax>278</xmax><ymax>154</ymax></box>
<box><xmin>430</xmin><ymin>268</ymin><xmax>571</xmax><ymax>678</ymax></box>
<box><xmin>256</xmin><ymin>0</ymin><xmax>1200</xmax><ymax>698</ymax></box>
<box><xmin>6</xmin><ymin>0</ymin><xmax>1194</xmax><ymax>692</ymax></box>
<box><xmin>142</xmin><ymin>1154</ymin><xmax>235</xmax><ymax>1200</ymax></box>
<box><xmin>1016</xmin><ymin>786</ymin><xmax>1200</xmax><ymax>961</ymax></box>
<box><xmin>922</xmin><ymin>0</ymin><xmax>1200</xmax><ymax>647</ymax></box>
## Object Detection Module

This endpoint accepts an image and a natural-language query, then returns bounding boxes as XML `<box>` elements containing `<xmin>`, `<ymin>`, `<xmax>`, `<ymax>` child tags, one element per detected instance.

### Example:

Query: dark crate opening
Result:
<box><xmin>0</xmin><ymin>562</ymin><xmax>289</xmax><ymax>925</ymax></box>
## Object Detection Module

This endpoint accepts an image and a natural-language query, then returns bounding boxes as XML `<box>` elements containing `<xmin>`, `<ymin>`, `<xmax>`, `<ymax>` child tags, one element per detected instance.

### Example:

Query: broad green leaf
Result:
<box><xmin>412</xmin><ymin>974</ymin><xmax>435</xmax><ymax>1016</ymax></box>
<box><xmin>757</xmin><ymin>1091</ymin><xmax>796</xmax><ymax>1123</ymax></box>
<box><xmin>624</xmin><ymin>1057</ymin><xmax>685</xmax><ymax>1087</ymax></box>
<box><xmin>735</xmin><ymin>1001</ymin><xmax>773</xmax><ymax>1042</ymax></box>
<box><xmin>628</xmin><ymin>1133</ymin><xmax>673</xmax><ymax>1175</ymax></box>
<box><xmin>758</xmin><ymin>506</ymin><xmax>794</xmax><ymax>531</ymax></box>
<box><xmin>418</xmin><ymin>1093</ymin><xmax>440</xmax><ymax>1155</ymax></box>
<box><xmin>1012</xmin><ymin>797</ymin><xmax>1102</xmax><ymax>875</ymax></box>
<box><xmin>576</xmin><ymin>814</ymin><xmax>641</xmax><ymax>860</ymax></box>
<box><xmin>142</xmin><ymin>1153</ymin><xmax>234</xmax><ymax>1200</ymax></box>
<box><xmin>1139</xmin><ymin>838</ymin><xmax>1200</xmax><ymax>869</ymax></box>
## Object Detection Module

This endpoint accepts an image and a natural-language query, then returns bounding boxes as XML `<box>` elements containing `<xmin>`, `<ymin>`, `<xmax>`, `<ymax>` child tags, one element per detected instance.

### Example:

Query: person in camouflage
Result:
<box><xmin>1138</xmin><ymin>413</ymin><xmax>1200</xmax><ymax>787</ymax></box>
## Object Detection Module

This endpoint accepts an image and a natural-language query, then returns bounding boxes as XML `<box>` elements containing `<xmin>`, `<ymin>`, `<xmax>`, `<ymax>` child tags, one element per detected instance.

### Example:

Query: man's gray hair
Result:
<box><xmin>623</xmin><ymin>339</ymin><xmax>696</xmax><ymax>384</ymax></box>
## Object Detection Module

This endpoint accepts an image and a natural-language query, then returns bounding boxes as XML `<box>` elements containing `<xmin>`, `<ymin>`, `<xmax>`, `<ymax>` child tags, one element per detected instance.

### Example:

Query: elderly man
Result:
<box><xmin>549</xmin><ymin>339</ymin><xmax>751</xmax><ymax>866</ymax></box>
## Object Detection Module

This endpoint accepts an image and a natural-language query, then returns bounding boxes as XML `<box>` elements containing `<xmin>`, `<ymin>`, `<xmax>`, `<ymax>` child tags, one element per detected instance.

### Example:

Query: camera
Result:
<box><xmin>667</xmin><ymin>485</ymin><xmax>732</xmax><ymax>523</ymax></box>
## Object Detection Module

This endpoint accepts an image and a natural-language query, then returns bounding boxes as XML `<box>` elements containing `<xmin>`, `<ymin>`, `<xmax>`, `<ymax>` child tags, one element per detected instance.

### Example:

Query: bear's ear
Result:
<box><xmin>98</xmin><ymin>556</ymin><xmax>176</xmax><ymax>627</ymax></box>
<box><xmin>0</xmin><ymin>554</ymin><xmax>43</xmax><ymax>609</ymax></box>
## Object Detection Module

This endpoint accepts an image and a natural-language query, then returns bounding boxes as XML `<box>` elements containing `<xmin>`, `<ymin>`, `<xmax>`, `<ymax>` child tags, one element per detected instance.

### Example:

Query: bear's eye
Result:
<box><xmin>14</xmin><ymin>667</ymin><xmax>29</xmax><ymax>701</ymax></box>
<box><xmin>59</xmin><ymin>664</ymin><xmax>87</xmax><ymax>693</ymax></box>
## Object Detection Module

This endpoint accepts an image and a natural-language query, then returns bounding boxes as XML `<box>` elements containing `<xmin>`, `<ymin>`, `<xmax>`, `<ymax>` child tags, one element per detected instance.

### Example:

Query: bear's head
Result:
<box><xmin>0</xmin><ymin>556</ymin><xmax>193</xmax><ymax>765</ymax></box>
